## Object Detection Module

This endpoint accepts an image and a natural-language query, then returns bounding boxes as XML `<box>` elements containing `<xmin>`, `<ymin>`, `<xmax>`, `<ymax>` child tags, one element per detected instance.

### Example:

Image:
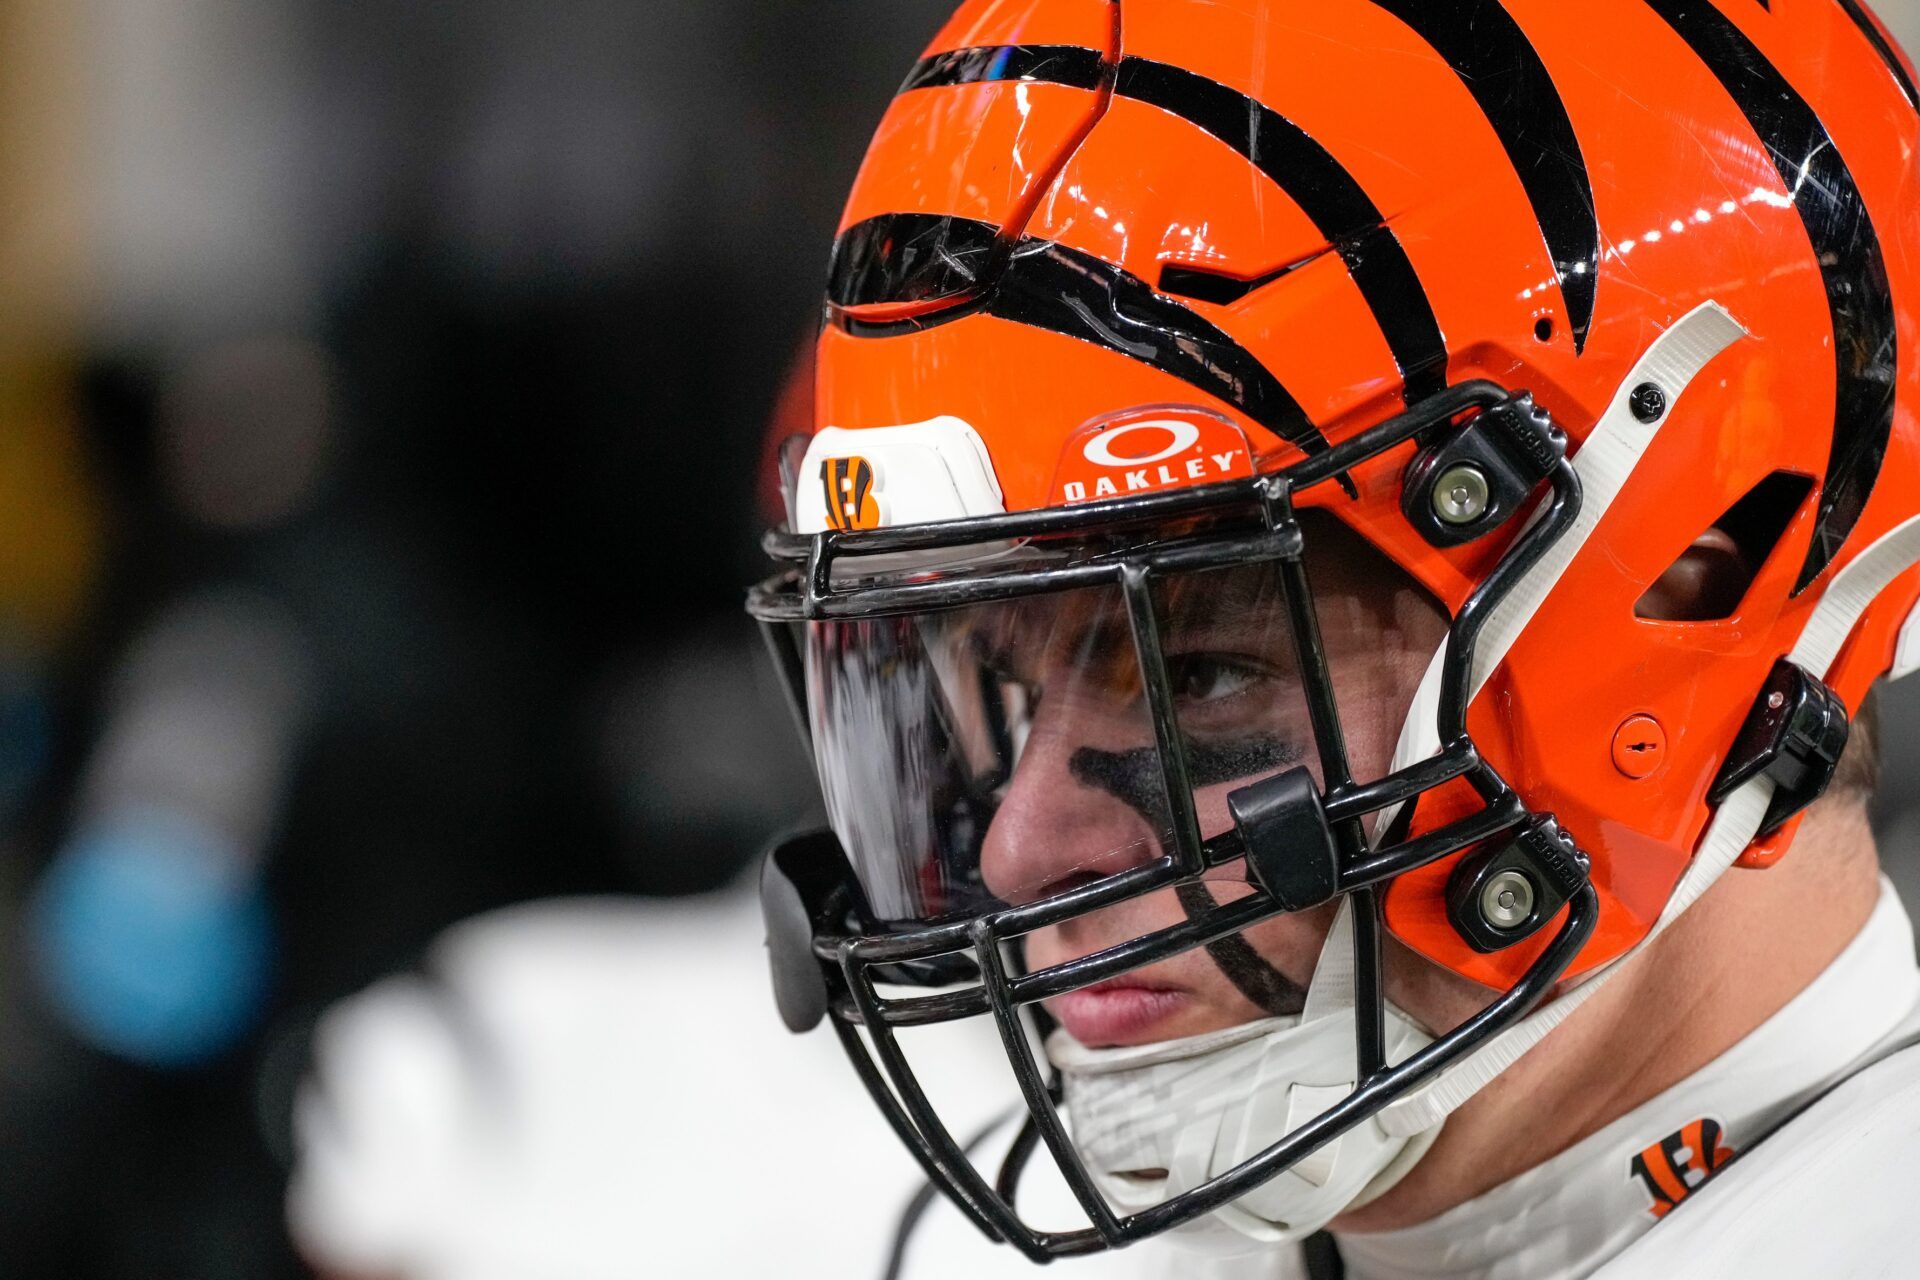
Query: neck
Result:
<box><xmin>1336</xmin><ymin>799</ymin><xmax>1882</xmax><ymax>1234</ymax></box>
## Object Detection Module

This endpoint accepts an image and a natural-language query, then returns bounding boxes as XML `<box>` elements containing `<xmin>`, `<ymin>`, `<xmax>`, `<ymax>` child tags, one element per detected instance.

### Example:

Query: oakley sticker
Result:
<box><xmin>1628</xmin><ymin>1116</ymin><xmax>1733</xmax><ymax>1219</ymax></box>
<box><xmin>1053</xmin><ymin>410</ymin><xmax>1253</xmax><ymax>505</ymax></box>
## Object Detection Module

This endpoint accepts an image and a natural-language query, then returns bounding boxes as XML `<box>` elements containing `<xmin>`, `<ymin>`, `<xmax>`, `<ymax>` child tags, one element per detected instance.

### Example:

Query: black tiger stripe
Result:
<box><xmin>1363</xmin><ymin>0</ymin><xmax>1600</xmax><ymax>354</ymax></box>
<box><xmin>1113</xmin><ymin>57</ymin><xmax>1450</xmax><ymax>403</ymax></box>
<box><xmin>1835</xmin><ymin>0</ymin><xmax>1920</xmax><ymax>113</ymax></box>
<box><xmin>823</xmin><ymin>459</ymin><xmax>843</xmax><ymax>531</ymax></box>
<box><xmin>989</xmin><ymin>236</ymin><xmax>1330</xmax><ymax>454</ymax></box>
<box><xmin>885</xmin><ymin>44</ymin><xmax>1451</xmax><ymax>405</ymax></box>
<box><xmin>1645</xmin><ymin>0</ymin><xmax>1896</xmax><ymax>592</ymax></box>
<box><xmin>826</xmin><ymin>213</ymin><xmax>1330</xmax><ymax>455</ymax></box>
<box><xmin>898</xmin><ymin>43</ymin><xmax>1106</xmax><ymax>95</ymax></box>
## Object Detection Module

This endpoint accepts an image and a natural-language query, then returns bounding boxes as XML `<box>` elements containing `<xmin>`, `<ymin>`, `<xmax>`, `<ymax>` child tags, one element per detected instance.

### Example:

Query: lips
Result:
<box><xmin>1048</xmin><ymin>979</ymin><xmax>1190</xmax><ymax>1047</ymax></box>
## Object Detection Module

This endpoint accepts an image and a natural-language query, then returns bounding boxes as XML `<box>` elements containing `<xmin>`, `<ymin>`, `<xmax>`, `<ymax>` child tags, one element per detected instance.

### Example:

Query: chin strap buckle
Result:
<box><xmin>1708</xmin><ymin>659</ymin><xmax>1851</xmax><ymax>839</ymax></box>
<box><xmin>1446</xmin><ymin>816</ymin><xmax>1590</xmax><ymax>953</ymax></box>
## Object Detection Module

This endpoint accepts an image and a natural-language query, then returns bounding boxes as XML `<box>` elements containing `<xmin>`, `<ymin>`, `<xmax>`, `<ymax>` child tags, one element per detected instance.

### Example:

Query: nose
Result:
<box><xmin>978</xmin><ymin>699</ymin><xmax>1165</xmax><ymax>907</ymax></box>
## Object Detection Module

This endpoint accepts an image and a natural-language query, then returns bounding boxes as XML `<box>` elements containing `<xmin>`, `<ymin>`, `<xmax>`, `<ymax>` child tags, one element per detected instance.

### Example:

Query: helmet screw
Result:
<box><xmin>1629</xmin><ymin>382</ymin><xmax>1667</xmax><ymax>423</ymax></box>
<box><xmin>1432</xmin><ymin>464</ymin><xmax>1491</xmax><ymax>525</ymax></box>
<box><xmin>1480</xmin><ymin>869</ymin><xmax>1536</xmax><ymax>931</ymax></box>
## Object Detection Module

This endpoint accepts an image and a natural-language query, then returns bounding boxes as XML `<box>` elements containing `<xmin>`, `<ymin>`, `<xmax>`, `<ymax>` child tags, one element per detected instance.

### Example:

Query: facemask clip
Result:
<box><xmin>1227</xmin><ymin>766</ymin><xmax>1340</xmax><ymax>911</ymax></box>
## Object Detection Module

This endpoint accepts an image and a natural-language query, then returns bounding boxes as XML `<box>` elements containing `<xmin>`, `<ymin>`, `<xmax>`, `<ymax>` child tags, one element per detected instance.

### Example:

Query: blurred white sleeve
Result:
<box><xmin>287</xmin><ymin>890</ymin><xmax>1018</xmax><ymax>1280</ymax></box>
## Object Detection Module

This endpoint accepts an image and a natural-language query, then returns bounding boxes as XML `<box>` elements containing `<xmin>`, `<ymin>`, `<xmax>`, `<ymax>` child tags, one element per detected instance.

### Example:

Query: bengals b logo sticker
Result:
<box><xmin>820</xmin><ymin>456</ymin><xmax>883</xmax><ymax>531</ymax></box>
<box><xmin>1629</xmin><ymin>1117</ymin><xmax>1734</xmax><ymax>1218</ymax></box>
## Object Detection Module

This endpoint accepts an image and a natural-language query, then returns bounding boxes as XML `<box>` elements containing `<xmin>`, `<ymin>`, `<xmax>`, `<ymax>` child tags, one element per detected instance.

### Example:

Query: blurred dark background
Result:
<box><xmin>0</xmin><ymin>1</ymin><xmax>952</xmax><ymax>1274</ymax></box>
<box><xmin>0</xmin><ymin>1</ymin><xmax>1916</xmax><ymax>1276</ymax></box>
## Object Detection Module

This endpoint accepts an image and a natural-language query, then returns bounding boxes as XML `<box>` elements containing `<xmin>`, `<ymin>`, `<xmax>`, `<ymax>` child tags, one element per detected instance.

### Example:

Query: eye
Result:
<box><xmin>1167</xmin><ymin>654</ymin><xmax>1261</xmax><ymax>704</ymax></box>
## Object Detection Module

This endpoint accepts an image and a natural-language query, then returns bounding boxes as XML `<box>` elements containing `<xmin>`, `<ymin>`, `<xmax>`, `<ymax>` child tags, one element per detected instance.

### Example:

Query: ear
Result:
<box><xmin>1636</xmin><ymin>528</ymin><xmax>1751</xmax><ymax>622</ymax></box>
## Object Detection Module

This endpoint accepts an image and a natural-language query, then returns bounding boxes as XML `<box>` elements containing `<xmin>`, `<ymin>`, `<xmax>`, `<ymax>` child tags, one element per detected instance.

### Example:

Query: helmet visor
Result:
<box><xmin>809</xmin><ymin>540</ymin><xmax>1442</xmax><ymax>928</ymax></box>
<box><xmin>805</xmin><ymin>512</ymin><xmax>1451</xmax><ymax>933</ymax></box>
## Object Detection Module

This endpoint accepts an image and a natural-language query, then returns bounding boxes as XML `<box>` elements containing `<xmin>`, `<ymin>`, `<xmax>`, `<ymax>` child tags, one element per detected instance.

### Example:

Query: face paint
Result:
<box><xmin>1173</xmin><ymin>880</ymin><xmax>1308</xmax><ymax>1016</ymax></box>
<box><xmin>1069</xmin><ymin>734</ymin><xmax>1309</xmax><ymax>1016</ymax></box>
<box><xmin>1066</xmin><ymin>735</ymin><xmax>1303</xmax><ymax>818</ymax></box>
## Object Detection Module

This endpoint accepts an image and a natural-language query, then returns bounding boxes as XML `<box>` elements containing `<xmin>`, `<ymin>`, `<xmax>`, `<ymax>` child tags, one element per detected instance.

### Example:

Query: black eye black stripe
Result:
<box><xmin>1071</xmin><ymin>739</ymin><xmax>1310</xmax><ymax>1019</ymax></box>
<box><xmin>828</xmin><ymin>214</ymin><xmax>1331</xmax><ymax>456</ymax></box>
<box><xmin>1174</xmin><ymin>881</ymin><xmax>1310</xmax><ymax>1017</ymax></box>
<box><xmin>1361</xmin><ymin>0</ymin><xmax>1600</xmax><ymax>354</ymax></box>
<box><xmin>898</xmin><ymin>44</ymin><xmax>1450</xmax><ymax>405</ymax></box>
<box><xmin>1645</xmin><ymin>0</ymin><xmax>1896</xmax><ymax>593</ymax></box>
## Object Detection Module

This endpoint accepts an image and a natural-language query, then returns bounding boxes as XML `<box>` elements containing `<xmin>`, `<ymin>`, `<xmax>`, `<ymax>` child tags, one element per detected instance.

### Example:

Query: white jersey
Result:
<box><xmin>291</xmin><ymin>880</ymin><xmax>1920</xmax><ymax>1280</ymax></box>
<box><xmin>896</xmin><ymin>879</ymin><xmax>1920</xmax><ymax>1280</ymax></box>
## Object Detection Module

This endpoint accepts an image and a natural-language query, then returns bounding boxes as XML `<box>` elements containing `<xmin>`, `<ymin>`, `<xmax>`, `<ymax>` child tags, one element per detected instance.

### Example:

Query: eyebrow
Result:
<box><xmin>968</xmin><ymin>564</ymin><xmax>1293</xmax><ymax>675</ymax></box>
<box><xmin>1157</xmin><ymin>567</ymin><xmax>1288</xmax><ymax>640</ymax></box>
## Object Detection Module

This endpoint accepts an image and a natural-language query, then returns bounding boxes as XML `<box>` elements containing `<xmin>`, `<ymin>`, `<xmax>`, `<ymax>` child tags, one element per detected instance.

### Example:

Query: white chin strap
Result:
<box><xmin>1050</xmin><ymin>900</ymin><xmax>1439</xmax><ymax>1254</ymax></box>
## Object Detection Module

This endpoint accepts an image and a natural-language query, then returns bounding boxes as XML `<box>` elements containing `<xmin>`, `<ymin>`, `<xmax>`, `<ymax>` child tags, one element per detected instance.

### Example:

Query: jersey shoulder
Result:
<box><xmin>1595</xmin><ymin>1040</ymin><xmax>1920</xmax><ymax>1277</ymax></box>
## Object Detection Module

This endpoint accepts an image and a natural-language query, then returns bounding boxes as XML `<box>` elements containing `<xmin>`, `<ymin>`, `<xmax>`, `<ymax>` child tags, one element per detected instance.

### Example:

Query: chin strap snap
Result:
<box><xmin>1708</xmin><ymin>659</ymin><xmax>1851</xmax><ymax>838</ymax></box>
<box><xmin>1401</xmin><ymin>392</ymin><xmax>1568</xmax><ymax>548</ymax></box>
<box><xmin>1444</xmin><ymin>817</ymin><xmax>1590</xmax><ymax>954</ymax></box>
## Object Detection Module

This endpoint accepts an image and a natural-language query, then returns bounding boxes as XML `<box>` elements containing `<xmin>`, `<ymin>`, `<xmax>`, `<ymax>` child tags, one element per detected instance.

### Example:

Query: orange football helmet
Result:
<box><xmin>750</xmin><ymin>0</ymin><xmax>1920</xmax><ymax>1256</ymax></box>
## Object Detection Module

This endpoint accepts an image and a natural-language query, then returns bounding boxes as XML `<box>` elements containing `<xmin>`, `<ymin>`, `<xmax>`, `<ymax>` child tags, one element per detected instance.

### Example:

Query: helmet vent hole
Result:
<box><xmin>1533</xmin><ymin>316</ymin><xmax>1554</xmax><ymax>343</ymax></box>
<box><xmin>1158</xmin><ymin>251</ymin><xmax>1324</xmax><ymax>306</ymax></box>
<box><xmin>1158</xmin><ymin>264</ymin><xmax>1267</xmax><ymax>306</ymax></box>
<box><xmin>1635</xmin><ymin>471</ymin><xmax>1816</xmax><ymax>622</ymax></box>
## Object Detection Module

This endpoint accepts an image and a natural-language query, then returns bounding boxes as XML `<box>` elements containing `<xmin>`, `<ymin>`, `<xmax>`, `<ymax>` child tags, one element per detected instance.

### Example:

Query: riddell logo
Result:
<box><xmin>1052</xmin><ymin>414</ymin><xmax>1253</xmax><ymax>505</ymax></box>
<box><xmin>820</xmin><ymin>456</ymin><xmax>883</xmax><ymax>531</ymax></box>
<box><xmin>1628</xmin><ymin>1117</ymin><xmax>1734</xmax><ymax>1219</ymax></box>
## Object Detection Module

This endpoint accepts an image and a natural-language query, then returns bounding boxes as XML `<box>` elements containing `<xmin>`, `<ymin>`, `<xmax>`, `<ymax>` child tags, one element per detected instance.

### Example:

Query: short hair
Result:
<box><xmin>1830</xmin><ymin>686</ymin><xmax>1881</xmax><ymax>802</ymax></box>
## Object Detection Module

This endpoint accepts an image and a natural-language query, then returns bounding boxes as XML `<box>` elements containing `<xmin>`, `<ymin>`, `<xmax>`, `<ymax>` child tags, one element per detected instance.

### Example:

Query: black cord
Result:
<box><xmin>881</xmin><ymin>1110</ymin><xmax>1019</xmax><ymax>1280</ymax></box>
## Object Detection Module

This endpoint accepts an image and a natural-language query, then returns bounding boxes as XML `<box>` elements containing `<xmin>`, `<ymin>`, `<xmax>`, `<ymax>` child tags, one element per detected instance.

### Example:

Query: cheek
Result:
<box><xmin>1325</xmin><ymin>638</ymin><xmax>1446</xmax><ymax>783</ymax></box>
<box><xmin>978</xmin><ymin>697</ymin><xmax>1166</xmax><ymax>904</ymax></box>
<box><xmin>1023</xmin><ymin>890</ymin><xmax>1189</xmax><ymax>981</ymax></box>
<box><xmin>1192</xmin><ymin>778</ymin><xmax>1239</xmax><ymax>839</ymax></box>
<box><xmin>1382</xmin><ymin>935</ymin><xmax>1489</xmax><ymax>1035</ymax></box>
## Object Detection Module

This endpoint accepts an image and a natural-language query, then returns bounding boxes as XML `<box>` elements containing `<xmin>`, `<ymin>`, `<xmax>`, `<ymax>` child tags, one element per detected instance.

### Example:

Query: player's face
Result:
<box><xmin>971</xmin><ymin>516</ymin><xmax>1451</xmax><ymax>1047</ymax></box>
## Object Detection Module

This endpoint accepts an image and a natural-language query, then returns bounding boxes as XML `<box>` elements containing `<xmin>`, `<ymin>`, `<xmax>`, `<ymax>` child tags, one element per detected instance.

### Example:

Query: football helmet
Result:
<box><xmin>748</xmin><ymin>0</ymin><xmax>1920</xmax><ymax>1259</ymax></box>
